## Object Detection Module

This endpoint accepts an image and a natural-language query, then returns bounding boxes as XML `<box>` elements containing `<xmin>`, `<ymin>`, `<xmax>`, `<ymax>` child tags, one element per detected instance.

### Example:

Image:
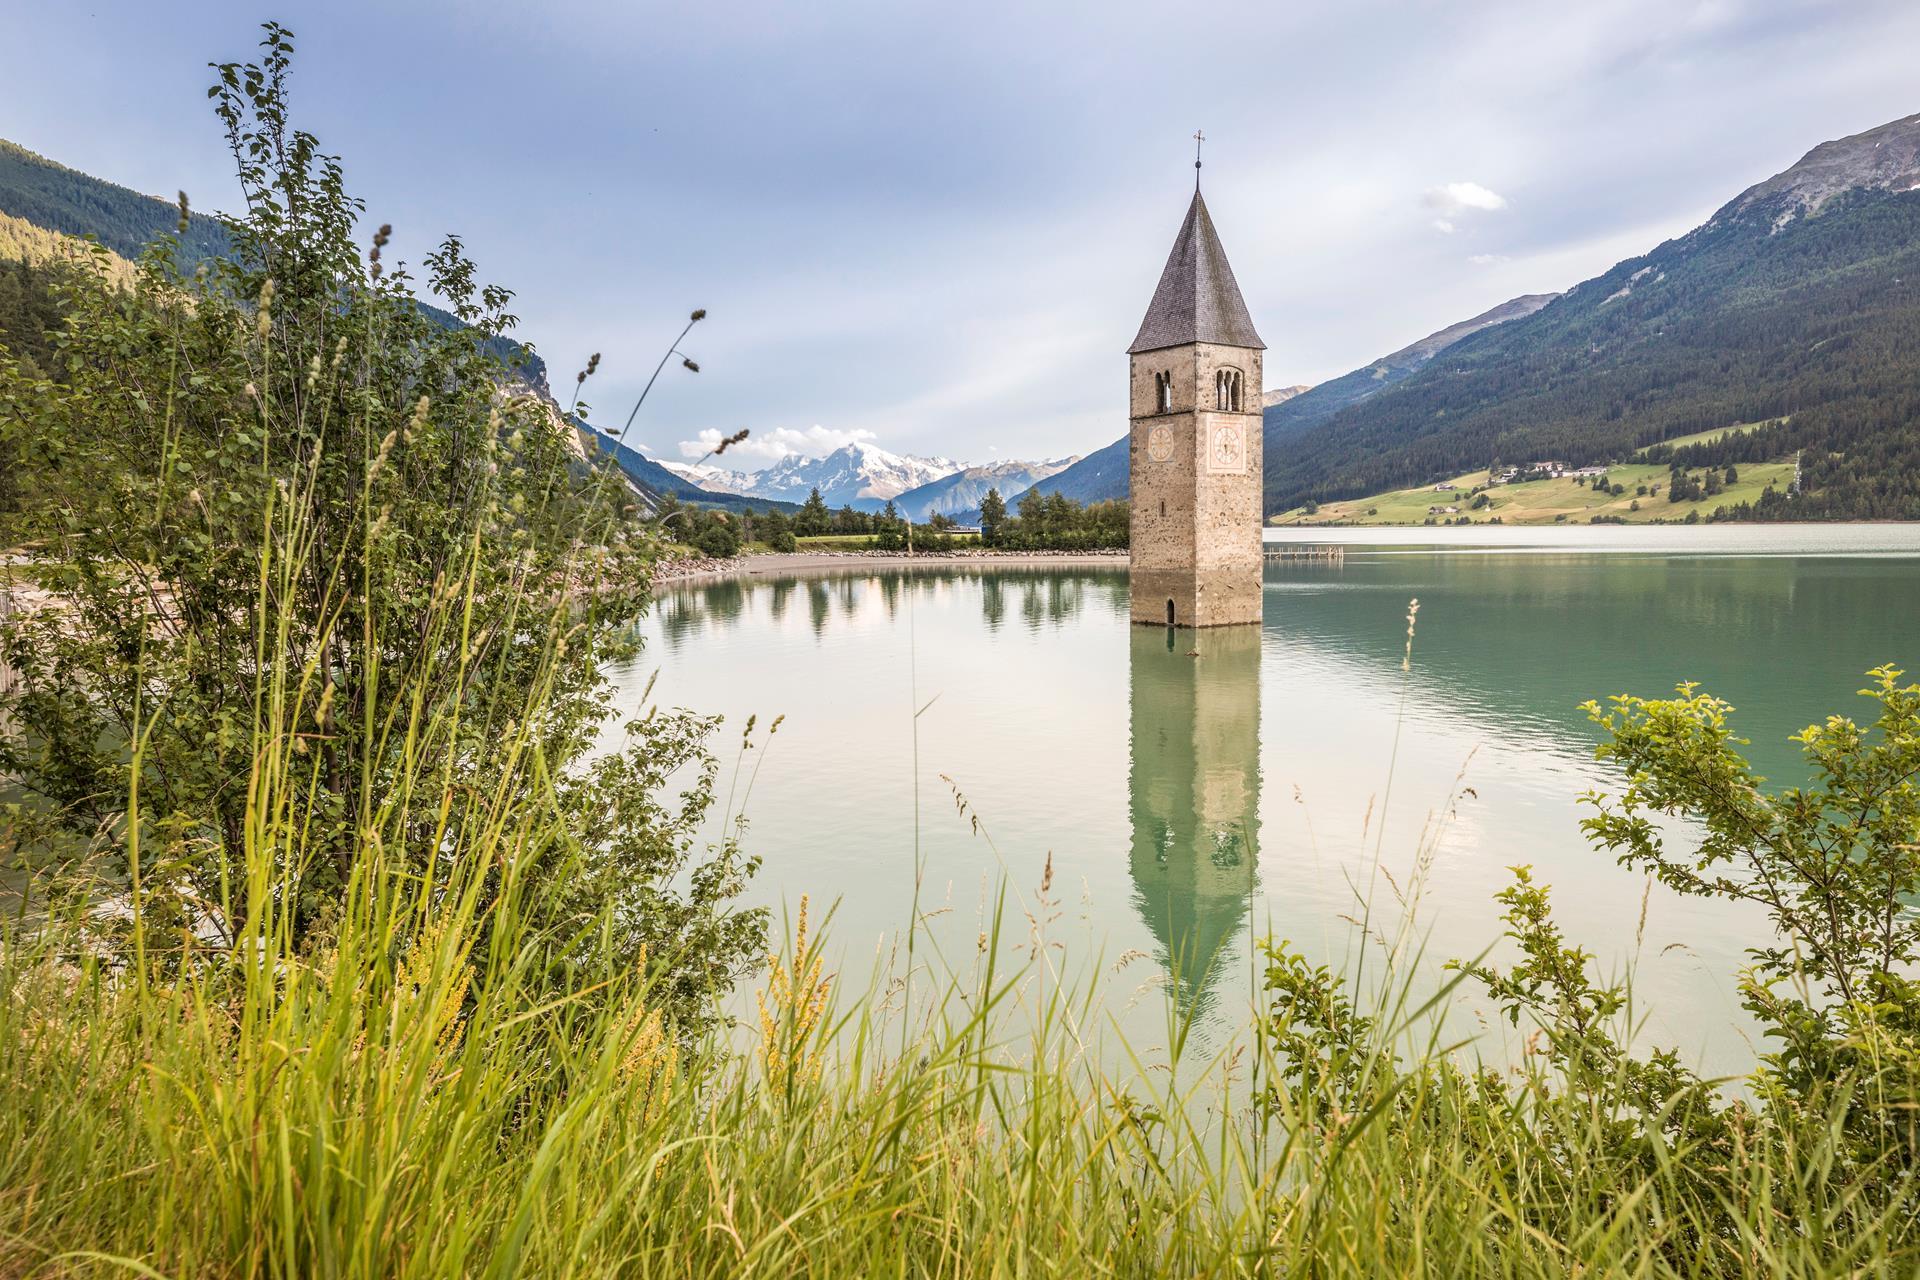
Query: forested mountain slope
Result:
<box><xmin>0</xmin><ymin>136</ymin><xmax>548</xmax><ymax>389</ymax></box>
<box><xmin>1267</xmin><ymin>113</ymin><xmax>1920</xmax><ymax>519</ymax></box>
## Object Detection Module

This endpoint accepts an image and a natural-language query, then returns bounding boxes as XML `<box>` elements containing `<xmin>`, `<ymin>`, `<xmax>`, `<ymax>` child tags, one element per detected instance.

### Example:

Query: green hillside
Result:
<box><xmin>1024</xmin><ymin>295</ymin><xmax>1553</xmax><ymax>508</ymax></box>
<box><xmin>0</xmin><ymin>138</ymin><xmax>231</xmax><ymax>263</ymax></box>
<box><xmin>0</xmin><ymin>136</ymin><xmax>547</xmax><ymax>389</ymax></box>
<box><xmin>1273</xmin><ymin>457</ymin><xmax>1797</xmax><ymax>527</ymax></box>
<box><xmin>1265</xmin><ymin>116</ymin><xmax>1920</xmax><ymax>520</ymax></box>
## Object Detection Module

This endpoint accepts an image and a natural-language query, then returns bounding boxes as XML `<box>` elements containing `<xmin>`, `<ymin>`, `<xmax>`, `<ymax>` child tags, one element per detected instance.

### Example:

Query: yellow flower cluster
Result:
<box><xmin>756</xmin><ymin>894</ymin><xmax>830</xmax><ymax>1088</ymax></box>
<box><xmin>397</xmin><ymin>923</ymin><xmax>472</xmax><ymax>1057</ymax></box>
<box><xmin>614</xmin><ymin>946</ymin><xmax>680</xmax><ymax>1123</ymax></box>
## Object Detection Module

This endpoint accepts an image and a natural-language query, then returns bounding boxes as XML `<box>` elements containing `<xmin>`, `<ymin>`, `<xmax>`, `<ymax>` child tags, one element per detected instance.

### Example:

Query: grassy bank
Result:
<box><xmin>6</xmin><ymin>754</ymin><xmax>1919</xmax><ymax>1276</ymax></box>
<box><xmin>7</xmin><ymin>619</ymin><xmax>1920</xmax><ymax>1275</ymax></box>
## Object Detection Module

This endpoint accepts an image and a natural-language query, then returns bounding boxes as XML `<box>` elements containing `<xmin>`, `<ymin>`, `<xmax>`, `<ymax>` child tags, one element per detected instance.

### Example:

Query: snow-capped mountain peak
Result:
<box><xmin>737</xmin><ymin>442</ymin><xmax>962</xmax><ymax>510</ymax></box>
<box><xmin>657</xmin><ymin>459</ymin><xmax>758</xmax><ymax>495</ymax></box>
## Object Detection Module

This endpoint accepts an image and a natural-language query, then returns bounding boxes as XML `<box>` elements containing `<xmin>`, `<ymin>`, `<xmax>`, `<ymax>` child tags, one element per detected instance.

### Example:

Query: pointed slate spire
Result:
<box><xmin>1127</xmin><ymin>190</ymin><xmax>1265</xmax><ymax>354</ymax></box>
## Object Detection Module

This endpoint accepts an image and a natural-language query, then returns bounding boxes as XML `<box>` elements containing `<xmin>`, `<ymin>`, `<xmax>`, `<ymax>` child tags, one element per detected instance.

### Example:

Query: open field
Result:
<box><xmin>1635</xmin><ymin>419</ymin><xmax>1778</xmax><ymax>454</ymax></box>
<box><xmin>1271</xmin><ymin>458</ymin><xmax>1797</xmax><ymax>526</ymax></box>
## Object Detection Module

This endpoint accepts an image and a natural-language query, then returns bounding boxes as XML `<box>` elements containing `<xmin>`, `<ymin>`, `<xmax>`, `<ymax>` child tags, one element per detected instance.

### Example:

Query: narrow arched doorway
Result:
<box><xmin>1165</xmin><ymin>598</ymin><xmax>1176</xmax><ymax>626</ymax></box>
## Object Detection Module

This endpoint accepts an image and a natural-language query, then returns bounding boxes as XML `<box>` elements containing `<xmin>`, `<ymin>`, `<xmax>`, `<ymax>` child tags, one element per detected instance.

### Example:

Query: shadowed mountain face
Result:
<box><xmin>1127</xmin><ymin>623</ymin><xmax>1261</xmax><ymax>1013</ymax></box>
<box><xmin>1261</xmin><ymin>294</ymin><xmax>1558</xmax><ymax>448</ymax></box>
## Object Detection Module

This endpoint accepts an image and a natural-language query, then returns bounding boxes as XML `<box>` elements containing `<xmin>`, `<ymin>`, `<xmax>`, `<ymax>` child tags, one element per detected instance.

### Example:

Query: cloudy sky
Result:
<box><xmin>5</xmin><ymin>0</ymin><xmax>1917</xmax><ymax>468</ymax></box>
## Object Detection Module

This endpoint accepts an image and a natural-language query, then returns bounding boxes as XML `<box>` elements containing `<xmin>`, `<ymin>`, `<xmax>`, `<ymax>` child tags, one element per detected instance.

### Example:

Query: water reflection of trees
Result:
<box><xmin>648</xmin><ymin>567</ymin><xmax>1129</xmax><ymax>649</ymax></box>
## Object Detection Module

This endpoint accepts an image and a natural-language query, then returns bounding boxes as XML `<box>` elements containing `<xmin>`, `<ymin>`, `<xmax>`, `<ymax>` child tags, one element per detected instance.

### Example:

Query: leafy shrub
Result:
<box><xmin>0</xmin><ymin>26</ymin><xmax>763</xmax><ymax>1024</ymax></box>
<box><xmin>1261</xmin><ymin>666</ymin><xmax>1920</xmax><ymax>1263</ymax></box>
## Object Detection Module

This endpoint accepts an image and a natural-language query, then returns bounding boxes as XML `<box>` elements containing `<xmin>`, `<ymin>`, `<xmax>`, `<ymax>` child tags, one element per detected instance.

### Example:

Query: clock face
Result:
<box><xmin>1146</xmin><ymin>424</ymin><xmax>1175</xmax><ymax>462</ymax></box>
<box><xmin>1209</xmin><ymin>423</ymin><xmax>1244</xmax><ymax>472</ymax></box>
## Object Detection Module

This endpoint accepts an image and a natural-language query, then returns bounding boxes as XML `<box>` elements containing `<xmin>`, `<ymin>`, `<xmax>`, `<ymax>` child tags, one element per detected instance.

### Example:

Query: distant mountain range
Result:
<box><xmin>655</xmin><ymin>445</ymin><xmax>1080</xmax><ymax>521</ymax></box>
<box><xmin>658</xmin><ymin>460</ymin><xmax>760</xmax><ymax>495</ymax></box>
<box><xmin>888</xmin><ymin>457</ymin><xmax>1078</xmax><ymax>522</ymax></box>
<box><xmin>654</xmin><ymin>441</ymin><xmax>966</xmax><ymax>511</ymax></box>
<box><xmin>1261</xmin><ymin>385</ymin><xmax>1311</xmax><ymax>408</ymax></box>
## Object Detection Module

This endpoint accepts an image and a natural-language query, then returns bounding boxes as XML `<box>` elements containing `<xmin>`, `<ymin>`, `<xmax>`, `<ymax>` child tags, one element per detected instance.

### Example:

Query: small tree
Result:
<box><xmin>795</xmin><ymin>486</ymin><xmax>830</xmax><ymax>536</ymax></box>
<box><xmin>979</xmin><ymin>487</ymin><xmax>1007</xmax><ymax>545</ymax></box>
<box><xmin>695</xmin><ymin>519</ymin><xmax>740</xmax><ymax>558</ymax></box>
<box><xmin>872</xmin><ymin>499</ymin><xmax>905</xmax><ymax>551</ymax></box>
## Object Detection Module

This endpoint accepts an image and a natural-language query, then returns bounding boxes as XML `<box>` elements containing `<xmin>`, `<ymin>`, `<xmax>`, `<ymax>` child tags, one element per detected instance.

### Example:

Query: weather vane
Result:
<box><xmin>1193</xmin><ymin>129</ymin><xmax>1206</xmax><ymax>187</ymax></box>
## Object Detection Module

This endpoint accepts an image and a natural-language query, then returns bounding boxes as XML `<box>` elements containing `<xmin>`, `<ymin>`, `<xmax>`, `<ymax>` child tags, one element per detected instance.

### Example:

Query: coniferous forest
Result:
<box><xmin>1263</xmin><ymin>187</ymin><xmax>1920</xmax><ymax>519</ymax></box>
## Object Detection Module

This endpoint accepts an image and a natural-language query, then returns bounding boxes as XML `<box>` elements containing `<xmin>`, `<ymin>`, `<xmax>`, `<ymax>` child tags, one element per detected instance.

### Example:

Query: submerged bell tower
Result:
<box><xmin>1127</xmin><ymin>149</ymin><xmax>1265</xmax><ymax>628</ymax></box>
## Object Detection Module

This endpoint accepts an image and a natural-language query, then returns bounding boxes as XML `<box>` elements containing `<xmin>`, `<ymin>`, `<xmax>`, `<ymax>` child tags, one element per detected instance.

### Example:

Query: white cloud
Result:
<box><xmin>1467</xmin><ymin>253</ymin><xmax>1509</xmax><ymax>265</ymax></box>
<box><xmin>1423</xmin><ymin>182</ymin><xmax>1508</xmax><ymax>233</ymax></box>
<box><xmin>677</xmin><ymin>423</ymin><xmax>877</xmax><ymax>466</ymax></box>
<box><xmin>1424</xmin><ymin>181</ymin><xmax>1509</xmax><ymax>214</ymax></box>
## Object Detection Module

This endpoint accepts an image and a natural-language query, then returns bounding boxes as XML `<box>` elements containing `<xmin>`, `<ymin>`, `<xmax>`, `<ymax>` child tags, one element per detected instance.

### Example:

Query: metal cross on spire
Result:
<box><xmin>1193</xmin><ymin>129</ymin><xmax>1206</xmax><ymax>188</ymax></box>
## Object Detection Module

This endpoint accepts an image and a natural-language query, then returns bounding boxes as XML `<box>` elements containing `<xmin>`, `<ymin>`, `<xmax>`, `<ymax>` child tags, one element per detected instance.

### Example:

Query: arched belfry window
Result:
<box><xmin>1154</xmin><ymin>370</ymin><xmax>1173</xmax><ymax>414</ymax></box>
<box><xmin>1214</xmin><ymin>367</ymin><xmax>1244</xmax><ymax>412</ymax></box>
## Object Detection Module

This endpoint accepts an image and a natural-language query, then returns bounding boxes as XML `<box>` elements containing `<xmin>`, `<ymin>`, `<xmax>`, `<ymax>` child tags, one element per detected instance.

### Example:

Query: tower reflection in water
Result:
<box><xmin>1127</xmin><ymin>621</ymin><xmax>1262</xmax><ymax>1015</ymax></box>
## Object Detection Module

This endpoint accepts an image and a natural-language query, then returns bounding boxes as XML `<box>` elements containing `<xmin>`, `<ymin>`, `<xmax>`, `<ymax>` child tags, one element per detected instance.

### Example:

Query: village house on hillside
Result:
<box><xmin>1490</xmin><ymin>460</ymin><xmax>1612</xmax><ymax>485</ymax></box>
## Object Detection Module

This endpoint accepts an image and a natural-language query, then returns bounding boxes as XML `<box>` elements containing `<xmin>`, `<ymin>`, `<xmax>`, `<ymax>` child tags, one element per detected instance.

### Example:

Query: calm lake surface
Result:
<box><xmin>614</xmin><ymin>525</ymin><xmax>1920</xmax><ymax>1072</ymax></box>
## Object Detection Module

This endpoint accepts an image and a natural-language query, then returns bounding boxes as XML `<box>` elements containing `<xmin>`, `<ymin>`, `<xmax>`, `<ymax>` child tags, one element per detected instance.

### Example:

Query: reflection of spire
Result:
<box><xmin>1126</xmin><ymin>623</ymin><xmax>1261</xmax><ymax>1014</ymax></box>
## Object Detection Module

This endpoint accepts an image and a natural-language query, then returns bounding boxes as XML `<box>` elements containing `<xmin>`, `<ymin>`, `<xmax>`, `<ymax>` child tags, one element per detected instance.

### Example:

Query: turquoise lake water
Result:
<box><xmin>614</xmin><ymin>526</ymin><xmax>1920</xmax><ymax>1071</ymax></box>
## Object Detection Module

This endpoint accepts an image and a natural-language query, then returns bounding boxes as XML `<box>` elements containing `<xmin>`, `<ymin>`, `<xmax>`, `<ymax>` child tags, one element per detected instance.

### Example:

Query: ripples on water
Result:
<box><xmin>614</xmin><ymin>529</ymin><xmax>1920</xmax><ymax>1073</ymax></box>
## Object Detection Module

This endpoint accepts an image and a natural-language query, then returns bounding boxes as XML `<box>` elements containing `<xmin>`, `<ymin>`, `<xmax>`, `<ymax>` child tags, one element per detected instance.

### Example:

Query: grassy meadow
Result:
<box><xmin>1270</xmin><ymin>422</ymin><xmax>1795</xmax><ymax>526</ymax></box>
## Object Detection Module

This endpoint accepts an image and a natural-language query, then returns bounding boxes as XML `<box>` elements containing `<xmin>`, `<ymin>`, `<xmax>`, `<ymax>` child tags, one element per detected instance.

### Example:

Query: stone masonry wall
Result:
<box><xmin>1128</xmin><ymin>341</ymin><xmax>1264</xmax><ymax>626</ymax></box>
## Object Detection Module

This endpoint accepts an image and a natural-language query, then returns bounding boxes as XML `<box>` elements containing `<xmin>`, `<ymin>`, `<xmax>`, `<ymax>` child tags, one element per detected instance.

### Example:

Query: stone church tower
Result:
<box><xmin>1127</xmin><ymin>188</ymin><xmax>1265</xmax><ymax>627</ymax></box>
